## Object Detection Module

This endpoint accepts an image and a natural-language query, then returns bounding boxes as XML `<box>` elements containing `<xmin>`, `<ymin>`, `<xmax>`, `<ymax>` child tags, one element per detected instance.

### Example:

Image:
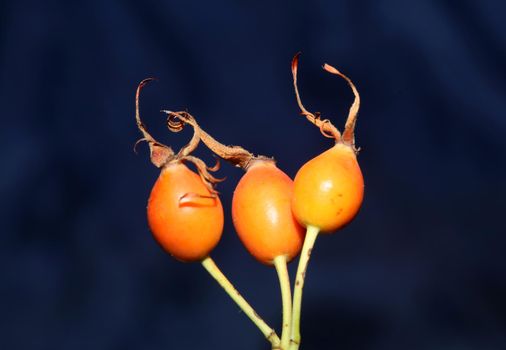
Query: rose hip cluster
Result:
<box><xmin>134</xmin><ymin>54</ymin><xmax>364</xmax><ymax>350</ymax></box>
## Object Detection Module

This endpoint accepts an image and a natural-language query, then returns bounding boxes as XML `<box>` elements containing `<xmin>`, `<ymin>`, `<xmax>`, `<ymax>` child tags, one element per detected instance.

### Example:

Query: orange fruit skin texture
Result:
<box><xmin>292</xmin><ymin>143</ymin><xmax>364</xmax><ymax>233</ymax></box>
<box><xmin>232</xmin><ymin>161</ymin><xmax>305</xmax><ymax>265</ymax></box>
<box><xmin>147</xmin><ymin>162</ymin><xmax>224</xmax><ymax>262</ymax></box>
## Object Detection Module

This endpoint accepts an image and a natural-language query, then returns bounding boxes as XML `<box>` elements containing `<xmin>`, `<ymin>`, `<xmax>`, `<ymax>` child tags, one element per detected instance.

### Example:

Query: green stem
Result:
<box><xmin>289</xmin><ymin>225</ymin><xmax>320</xmax><ymax>350</ymax></box>
<box><xmin>274</xmin><ymin>255</ymin><xmax>292</xmax><ymax>350</ymax></box>
<box><xmin>201</xmin><ymin>256</ymin><xmax>281</xmax><ymax>348</ymax></box>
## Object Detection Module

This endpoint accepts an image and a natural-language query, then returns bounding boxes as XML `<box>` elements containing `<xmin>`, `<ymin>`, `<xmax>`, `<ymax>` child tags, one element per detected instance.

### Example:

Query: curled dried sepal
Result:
<box><xmin>291</xmin><ymin>53</ymin><xmax>362</xmax><ymax>151</ymax></box>
<box><xmin>322</xmin><ymin>63</ymin><xmax>360</xmax><ymax>149</ymax></box>
<box><xmin>182</xmin><ymin>155</ymin><xmax>225</xmax><ymax>195</ymax></box>
<box><xmin>135</xmin><ymin>79</ymin><xmax>222</xmax><ymax>194</ymax></box>
<box><xmin>135</xmin><ymin>78</ymin><xmax>175</xmax><ymax>168</ymax></box>
<box><xmin>207</xmin><ymin>157</ymin><xmax>221</xmax><ymax>172</ymax></box>
<box><xmin>291</xmin><ymin>53</ymin><xmax>341</xmax><ymax>141</ymax></box>
<box><xmin>162</xmin><ymin>110</ymin><xmax>269</xmax><ymax>170</ymax></box>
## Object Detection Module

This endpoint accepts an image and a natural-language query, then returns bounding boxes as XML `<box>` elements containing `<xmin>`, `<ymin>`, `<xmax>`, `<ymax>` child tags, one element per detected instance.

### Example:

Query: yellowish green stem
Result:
<box><xmin>274</xmin><ymin>255</ymin><xmax>292</xmax><ymax>350</ymax></box>
<box><xmin>201</xmin><ymin>257</ymin><xmax>281</xmax><ymax>349</ymax></box>
<box><xmin>289</xmin><ymin>225</ymin><xmax>320</xmax><ymax>350</ymax></box>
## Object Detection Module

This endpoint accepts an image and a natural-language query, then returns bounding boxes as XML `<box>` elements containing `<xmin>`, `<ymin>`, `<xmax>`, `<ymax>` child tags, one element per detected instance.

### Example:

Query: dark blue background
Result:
<box><xmin>1</xmin><ymin>1</ymin><xmax>505</xmax><ymax>349</ymax></box>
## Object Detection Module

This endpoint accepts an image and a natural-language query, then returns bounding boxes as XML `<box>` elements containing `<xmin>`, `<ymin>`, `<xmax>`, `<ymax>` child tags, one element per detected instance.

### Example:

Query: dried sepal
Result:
<box><xmin>171</xmin><ymin>113</ymin><xmax>201</xmax><ymax>159</ymax></box>
<box><xmin>291</xmin><ymin>53</ymin><xmax>342</xmax><ymax>141</ymax></box>
<box><xmin>322</xmin><ymin>63</ymin><xmax>360</xmax><ymax>149</ymax></box>
<box><xmin>135</xmin><ymin>79</ymin><xmax>224</xmax><ymax>196</ymax></box>
<box><xmin>318</xmin><ymin>119</ymin><xmax>338</xmax><ymax>139</ymax></box>
<box><xmin>167</xmin><ymin>112</ymin><xmax>224</xmax><ymax>194</ymax></box>
<box><xmin>207</xmin><ymin>157</ymin><xmax>221</xmax><ymax>172</ymax></box>
<box><xmin>162</xmin><ymin>110</ymin><xmax>266</xmax><ymax>170</ymax></box>
<box><xmin>182</xmin><ymin>155</ymin><xmax>225</xmax><ymax>195</ymax></box>
<box><xmin>135</xmin><ymin>78</ymin><xmax>175</xmax><ymax>168</ymax></box>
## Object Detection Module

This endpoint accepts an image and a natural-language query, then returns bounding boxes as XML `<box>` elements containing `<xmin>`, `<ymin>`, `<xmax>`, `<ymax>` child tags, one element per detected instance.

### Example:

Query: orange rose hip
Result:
<box><xmin>232</xmin><ymin>159</ymin><xmax>304</xmax><ymax>264</ymax></box>
<box><xmin>148</xmin><ymin>162</ymin><xmax>224</xmax><ymax>262</ymax></box>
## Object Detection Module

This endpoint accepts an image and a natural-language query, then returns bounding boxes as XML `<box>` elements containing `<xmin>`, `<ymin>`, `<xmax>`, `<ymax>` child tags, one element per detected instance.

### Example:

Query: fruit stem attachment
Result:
<box><xmin>201</xmin><ymin>257</ymin><xmax>281</xmax><ymax>349</ymax></box>
<box><xmin>289</xmin><ymin>225</ymin><xmax>320</xmax><ymax>350</ymax></box>
<box><xmin>274</xmin><ymin>255</ymin><xmax>292</xmax><ymax>350</ymax></box>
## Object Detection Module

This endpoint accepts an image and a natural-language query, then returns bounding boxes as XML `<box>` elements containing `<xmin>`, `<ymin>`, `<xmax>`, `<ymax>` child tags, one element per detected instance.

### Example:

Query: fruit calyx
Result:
<box><xmin>135</xmin><ymin>78</ymin><xmax>223</xmax><ymax>195</ymax></box>
<box><xmin>291</xmin><ymin>52</ymin><xmax>361</xmax><ymax>153</ymax></box>
<box><xmin>162</xmin><ymin>110</ymin><xmax>274</xmax><ymax>171</ymax></box>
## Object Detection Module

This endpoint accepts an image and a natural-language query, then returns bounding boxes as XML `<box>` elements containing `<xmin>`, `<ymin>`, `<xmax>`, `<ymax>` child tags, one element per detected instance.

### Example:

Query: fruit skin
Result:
<box><xmin>292</xmin><ymin>143</ymin><xmax>364</xmax><ymax>233</ymax></box>
<box><xmin>232</xmin><ymin>160</ymin><xmax>305</xmax><ymax>265</ymax></box>
<box><xmin>147</xmin><ymin>162</ymin><xmax>224</xmax><ymax>262</ymax></box>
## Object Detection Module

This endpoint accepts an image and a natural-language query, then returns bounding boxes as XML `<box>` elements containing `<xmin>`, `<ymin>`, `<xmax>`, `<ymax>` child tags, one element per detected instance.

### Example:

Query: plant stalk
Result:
<box><xmin>274</xmin><ymin>255</ymin><xmax>292</xmax><ymax>350</ymax></box>
<box><xmin>201</xmin><ymin>257</ymin><xmax>281</xmax><ymax>348</ymax></box>
<box><xmin>289</xmin><ymin>225</ymin><xmax>320</xmax><ymax>350</ymax></box>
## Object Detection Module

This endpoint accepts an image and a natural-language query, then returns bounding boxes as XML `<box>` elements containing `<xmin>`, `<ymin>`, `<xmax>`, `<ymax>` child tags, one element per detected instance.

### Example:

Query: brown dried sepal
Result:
<box><xmin>135</xmin><ymin>79</ymin><xmax>222</xmax><ymax>195</ymax></box>
<box><xmin>291</xmin><ymin>53</ymin><xmax>361</xmax><ymax>151</ymax></box>
<box><xmin>135</xmin><ymin>78</ymin><xmax>175</xmax><ymax>168</ymax></box>
<box><xmin>162</xmin><ymin>110</ymin><xmax>272</xmax><ymax>171</ymax></box>
<box><xmin>182</xmin><ymin>155</ymin><xmax>225</xmax><ymax>195</ymax></box>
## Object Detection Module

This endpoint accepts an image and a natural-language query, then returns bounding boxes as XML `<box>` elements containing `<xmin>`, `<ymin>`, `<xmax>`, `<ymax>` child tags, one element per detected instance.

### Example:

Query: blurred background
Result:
<box><xmin>1</xmin><ymin>1</ymin><xmax>505</xmax><ymax>349</ymax></box>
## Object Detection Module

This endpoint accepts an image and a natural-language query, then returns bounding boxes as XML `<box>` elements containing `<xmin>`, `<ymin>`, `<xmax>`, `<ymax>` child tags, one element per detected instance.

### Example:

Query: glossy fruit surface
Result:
<box><xmin>232</xmin><ymin>160</ymin><xmax>304</xmax><ymax>264</ymax></box>
<box><xmin>292</xmin><ymin>143</ymin><xmax>364</xmax><ymax>233</ymax></box>
<box><xmin>147</xmin><ymin>162</ymin><xmax>224</xmax><ymax>262</ymax></box>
